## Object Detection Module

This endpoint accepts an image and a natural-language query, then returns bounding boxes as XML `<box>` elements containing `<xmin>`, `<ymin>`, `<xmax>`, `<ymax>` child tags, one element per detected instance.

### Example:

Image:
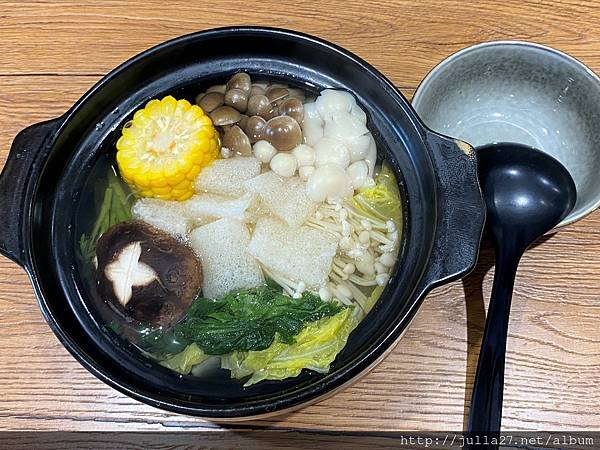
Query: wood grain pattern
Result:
<box><xmin>0</xmin><ymin>0</ymin><xmax>599</xmax><ymax>433</ymax></box>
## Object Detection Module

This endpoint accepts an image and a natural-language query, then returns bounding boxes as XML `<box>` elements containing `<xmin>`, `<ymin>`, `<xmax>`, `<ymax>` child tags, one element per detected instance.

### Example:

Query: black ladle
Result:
<box><xmin>467</xmin><ymin>143</ymin><xmax>577</xmax><ymax>444</ymax></box>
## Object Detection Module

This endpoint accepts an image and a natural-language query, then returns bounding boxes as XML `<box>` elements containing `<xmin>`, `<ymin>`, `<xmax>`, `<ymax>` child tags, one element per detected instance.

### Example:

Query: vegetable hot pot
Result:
<box><xmin>0</xmin><ymin>27</ymin><xmax>484</xmax><ymax>419</ymax></box>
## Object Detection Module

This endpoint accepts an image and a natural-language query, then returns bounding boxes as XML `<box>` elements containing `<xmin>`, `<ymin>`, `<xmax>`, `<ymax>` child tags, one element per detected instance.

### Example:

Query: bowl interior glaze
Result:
<box><xmin>413</xmin><ymin>41</ymin><xmax>600</xmax><ymax>227</ymax></box>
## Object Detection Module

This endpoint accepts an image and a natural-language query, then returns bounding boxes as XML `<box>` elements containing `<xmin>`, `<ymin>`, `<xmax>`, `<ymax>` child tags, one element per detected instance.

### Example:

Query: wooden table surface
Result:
<box><xmin>1</xmin><ymin>0</ymin><xmax>599</xmax><ymax>433</ymax></box>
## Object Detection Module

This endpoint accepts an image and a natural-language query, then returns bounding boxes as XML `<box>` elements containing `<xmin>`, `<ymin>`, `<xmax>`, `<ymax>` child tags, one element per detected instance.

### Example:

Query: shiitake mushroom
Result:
<box><xmin>95</xmin><ymin>220</ymin><xmax>202</xmax><ymax>328</ymax></box>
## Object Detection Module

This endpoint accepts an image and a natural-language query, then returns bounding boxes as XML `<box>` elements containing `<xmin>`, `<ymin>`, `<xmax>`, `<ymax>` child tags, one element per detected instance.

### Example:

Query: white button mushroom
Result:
<box><xmin>364</xmin><ymin>135</ymin><xmax>377</xmax><ymax>176</ymax></box>
<box><xmin>291</xmin><ymin>144</ymin><xmax>316</xmax><ymax>167</ymax></box>
<box><xmin>306</xmin><ymin>164</ymin><xmax>353</xmax><ymax>202</ymax></box>
<box><xmin>252</xmin><ymin>140</ymin><xmax>278</xmax><ymax>163</ymax></box>
<box><xmin>314</xmin><ymin>137</ymin><xmax>350</xmax><ymax>168</ymax></box>
<box><xmin>301</xmin><ymin>118</ymin><xmax>324</xmax><ymax>146</ymax></box>
<box><xmin>270</xmin><ymin>152</ymin><xmax>297</xmax><ymax>177</ymax></box>
<box><xmin>347</xmin><ymin>160</ymin><xmax>370</xmax><ymax>189</ymax></box>
<box><xmin>347</xmin><ymin>133</ymin><xmax>373</xmax><ymax>162</ymax></box>
<box><xmin>315</xmin><ymin>89</ymin><xmax>354</xmax><ymax>120</ymax></box>
<box><xmin>298</xmin><ymin>165</ymin><xmax>315</xmax><ymax>181</ymax></box>
<box><xmin>302</xmin><ymin>102</ymin><xmax>322</xmax><ymax>121</ymax></box>
<box><xmin>350</xmin><ymin>103</ymin><xmax>368</xmax><ymax>124</ymax></box>
<box><xmin>324</xmin><ymin>112</ymin><xmax>369</xmax><ymax>142</ymax></box>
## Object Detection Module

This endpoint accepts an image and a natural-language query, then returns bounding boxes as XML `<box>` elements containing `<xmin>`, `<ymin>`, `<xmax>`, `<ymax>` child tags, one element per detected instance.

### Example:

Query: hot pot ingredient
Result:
<box><xmin>79</xmin><ymin>170</ymin><xmax>133</xmax><ymax>262</ymax></box>
<box><xmin>116</xmin><ymin>96</ymin><xmax>220</xmax><ymax>201</ymax></box>
<box><xmin>197</xmin><ymin>73</ymin><xmax>306</xmax><ymax>157</ymax></box>
<box><xmin>352</xmin><ymin>162</ymin><xmax>403</xmax><ymax>228</ymax></box>
<box><xmin>141</xmin><ymin>286</ymin><xmax>343</xmax><ymax>357</ymax></box>
<box><xmin>189</xmin><ymin>217</ymin><xmax>264</xmax><ymax>299</ymax></box>
<box><xmin>305</xmin><ymin>163</ymin><xmax>402</xmax><ymax>317</ymax></box>
<box><xmin>160</xmin><ymin>342</ymin><xmax>208</xmax><ymax>375</ymax></box>
<box><xmin>222</xmin><ymin>307</ymin><xmax>358</xmax><ymax>386</ymax></box>
<box><xmin>95</xmin><ymin>220</ymin><xmax>202</xmax><ymax>327</ymax></box>
<box><xmin>131</xmin><ymin>197</ymin><xmax>193</xmax><ymax>240</ymax></box>
<box><xmin>248</xmin><ymin>217</ymin><xmax>339</xmax><ymax>295</ymax></box>
<box><xmin>194</xmin><ymin>156</ymin><xmax>261</xmax><ymax>197</ymax></box>
<box><xmin>244</xmin><ymin>171</ymin><xmax>316</xmax><ymax>227</ymax></box>
<box><xmin>262</xmin><ymin>116</ymin><xmax>302</xmax><ymax>151</ymax></box>
<box><xmin>198</xmin><ymin>73</ymin><xmax>375</xmax><ymax>205</ymax></box>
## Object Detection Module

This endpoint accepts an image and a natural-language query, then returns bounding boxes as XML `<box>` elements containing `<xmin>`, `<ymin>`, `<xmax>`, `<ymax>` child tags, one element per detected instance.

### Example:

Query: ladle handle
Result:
<box><xmin>467</xmin><ymin>245</ymin><xmax>522</xmax><ymax>448</ymax></box>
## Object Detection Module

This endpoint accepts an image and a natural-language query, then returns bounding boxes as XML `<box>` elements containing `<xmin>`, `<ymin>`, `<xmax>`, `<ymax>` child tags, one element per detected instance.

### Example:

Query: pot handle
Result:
<box><xmin>0</xmin><ymin>118</ymin><xmax>62</xmax><ymax>267</ymax></box>
<box><xmin>418</xmin><ymin>131</ymin><xmax>485</xmax><ymax>292</ymax></box>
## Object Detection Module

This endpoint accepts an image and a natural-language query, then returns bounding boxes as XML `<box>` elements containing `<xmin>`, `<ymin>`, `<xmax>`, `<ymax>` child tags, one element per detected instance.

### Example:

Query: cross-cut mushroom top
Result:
<box><xmin>95</xmin><ymin>220</ymin><xmax>202</xmax><ymax>327</ymax></box>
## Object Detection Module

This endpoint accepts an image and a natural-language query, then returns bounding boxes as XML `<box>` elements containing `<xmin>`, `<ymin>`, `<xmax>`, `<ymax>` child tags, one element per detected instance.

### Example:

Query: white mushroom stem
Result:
<box><xmin>261</xmin><ymin>265</ymin><xmax>298</xmax><ymax>296</ymax></box>
<box><xmin>306</xmin><ymin>199</ymin><xmax>398</xmax><ymax>308</ymax></box>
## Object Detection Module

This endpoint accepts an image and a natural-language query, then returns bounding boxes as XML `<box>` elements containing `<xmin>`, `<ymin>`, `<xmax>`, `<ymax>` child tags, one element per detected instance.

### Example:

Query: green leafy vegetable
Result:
<box><xmin>364</xmin><ymin>285</ymin><xmax>385</xmax><ymax>315</ymax></box>
<box><xmin>221</xmin><ymin>308</ymin><xmax>359</xmax><ymax>386</ymax></box>
<box><xmin>79</xmin><ymin>169</ymin><xmax>133</xmax><ymax>261</ymax></box>
<box><xmin>141</xmin><ymin>286</ymin><xmax>343</xmax><ymax>356</ymax></box>
<box><xmin>352</xmin><ymin>162</ymin><xmax>402</xmax><ymax>228</ymax></box>
<box><xmin>159</xmin><ymin>343</ymin><xmax>209</xmax><ymax>375</ymax></box>
<box><xmin>138</xmin><ymin>326</ymin><xmax>189</xmax><ymax>358</ymax></box>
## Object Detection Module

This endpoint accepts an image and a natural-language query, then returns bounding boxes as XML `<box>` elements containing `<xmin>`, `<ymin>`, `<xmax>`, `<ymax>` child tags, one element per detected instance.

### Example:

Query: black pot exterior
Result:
<box><xmin>0</xmin><ymin>27</ymin><xmax>485</xmax><ymax>418</ymax></box>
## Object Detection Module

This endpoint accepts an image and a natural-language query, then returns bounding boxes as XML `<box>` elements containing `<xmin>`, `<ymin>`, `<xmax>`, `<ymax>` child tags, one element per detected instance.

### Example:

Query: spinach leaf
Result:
<box><xmin>142</xmin><ymin>286</ymin><xmax>343</xmax><ymax>356</ymax></box>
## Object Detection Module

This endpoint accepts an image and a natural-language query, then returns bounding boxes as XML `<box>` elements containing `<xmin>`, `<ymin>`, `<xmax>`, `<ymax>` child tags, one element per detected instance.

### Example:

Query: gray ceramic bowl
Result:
<box><xmin>412</xmin><ymin>41</ymin><xmax>600</xmax><ymax>227</ymax></box>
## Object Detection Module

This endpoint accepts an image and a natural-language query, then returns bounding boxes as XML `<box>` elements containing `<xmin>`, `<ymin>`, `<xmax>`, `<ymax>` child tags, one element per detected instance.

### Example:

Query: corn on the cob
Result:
<box><xmin>116</xmin><ymin>96</ymin><xmax>220</xmax><ymax>201</ymax></box>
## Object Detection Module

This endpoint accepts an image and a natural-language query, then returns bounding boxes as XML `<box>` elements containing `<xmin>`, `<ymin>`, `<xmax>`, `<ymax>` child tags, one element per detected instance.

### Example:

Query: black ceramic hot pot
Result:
<box><xmin>0</xmin><ymin>27</ymin><xmax>484</xmax><ymax>419</ymax></box>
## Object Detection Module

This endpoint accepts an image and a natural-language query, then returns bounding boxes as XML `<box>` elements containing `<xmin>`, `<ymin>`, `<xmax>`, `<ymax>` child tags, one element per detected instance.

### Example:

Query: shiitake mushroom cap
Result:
<box><xmin>95</xmin><ymin>220</ymin><xmax>202</xmax><ymax>328</ymax></box>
